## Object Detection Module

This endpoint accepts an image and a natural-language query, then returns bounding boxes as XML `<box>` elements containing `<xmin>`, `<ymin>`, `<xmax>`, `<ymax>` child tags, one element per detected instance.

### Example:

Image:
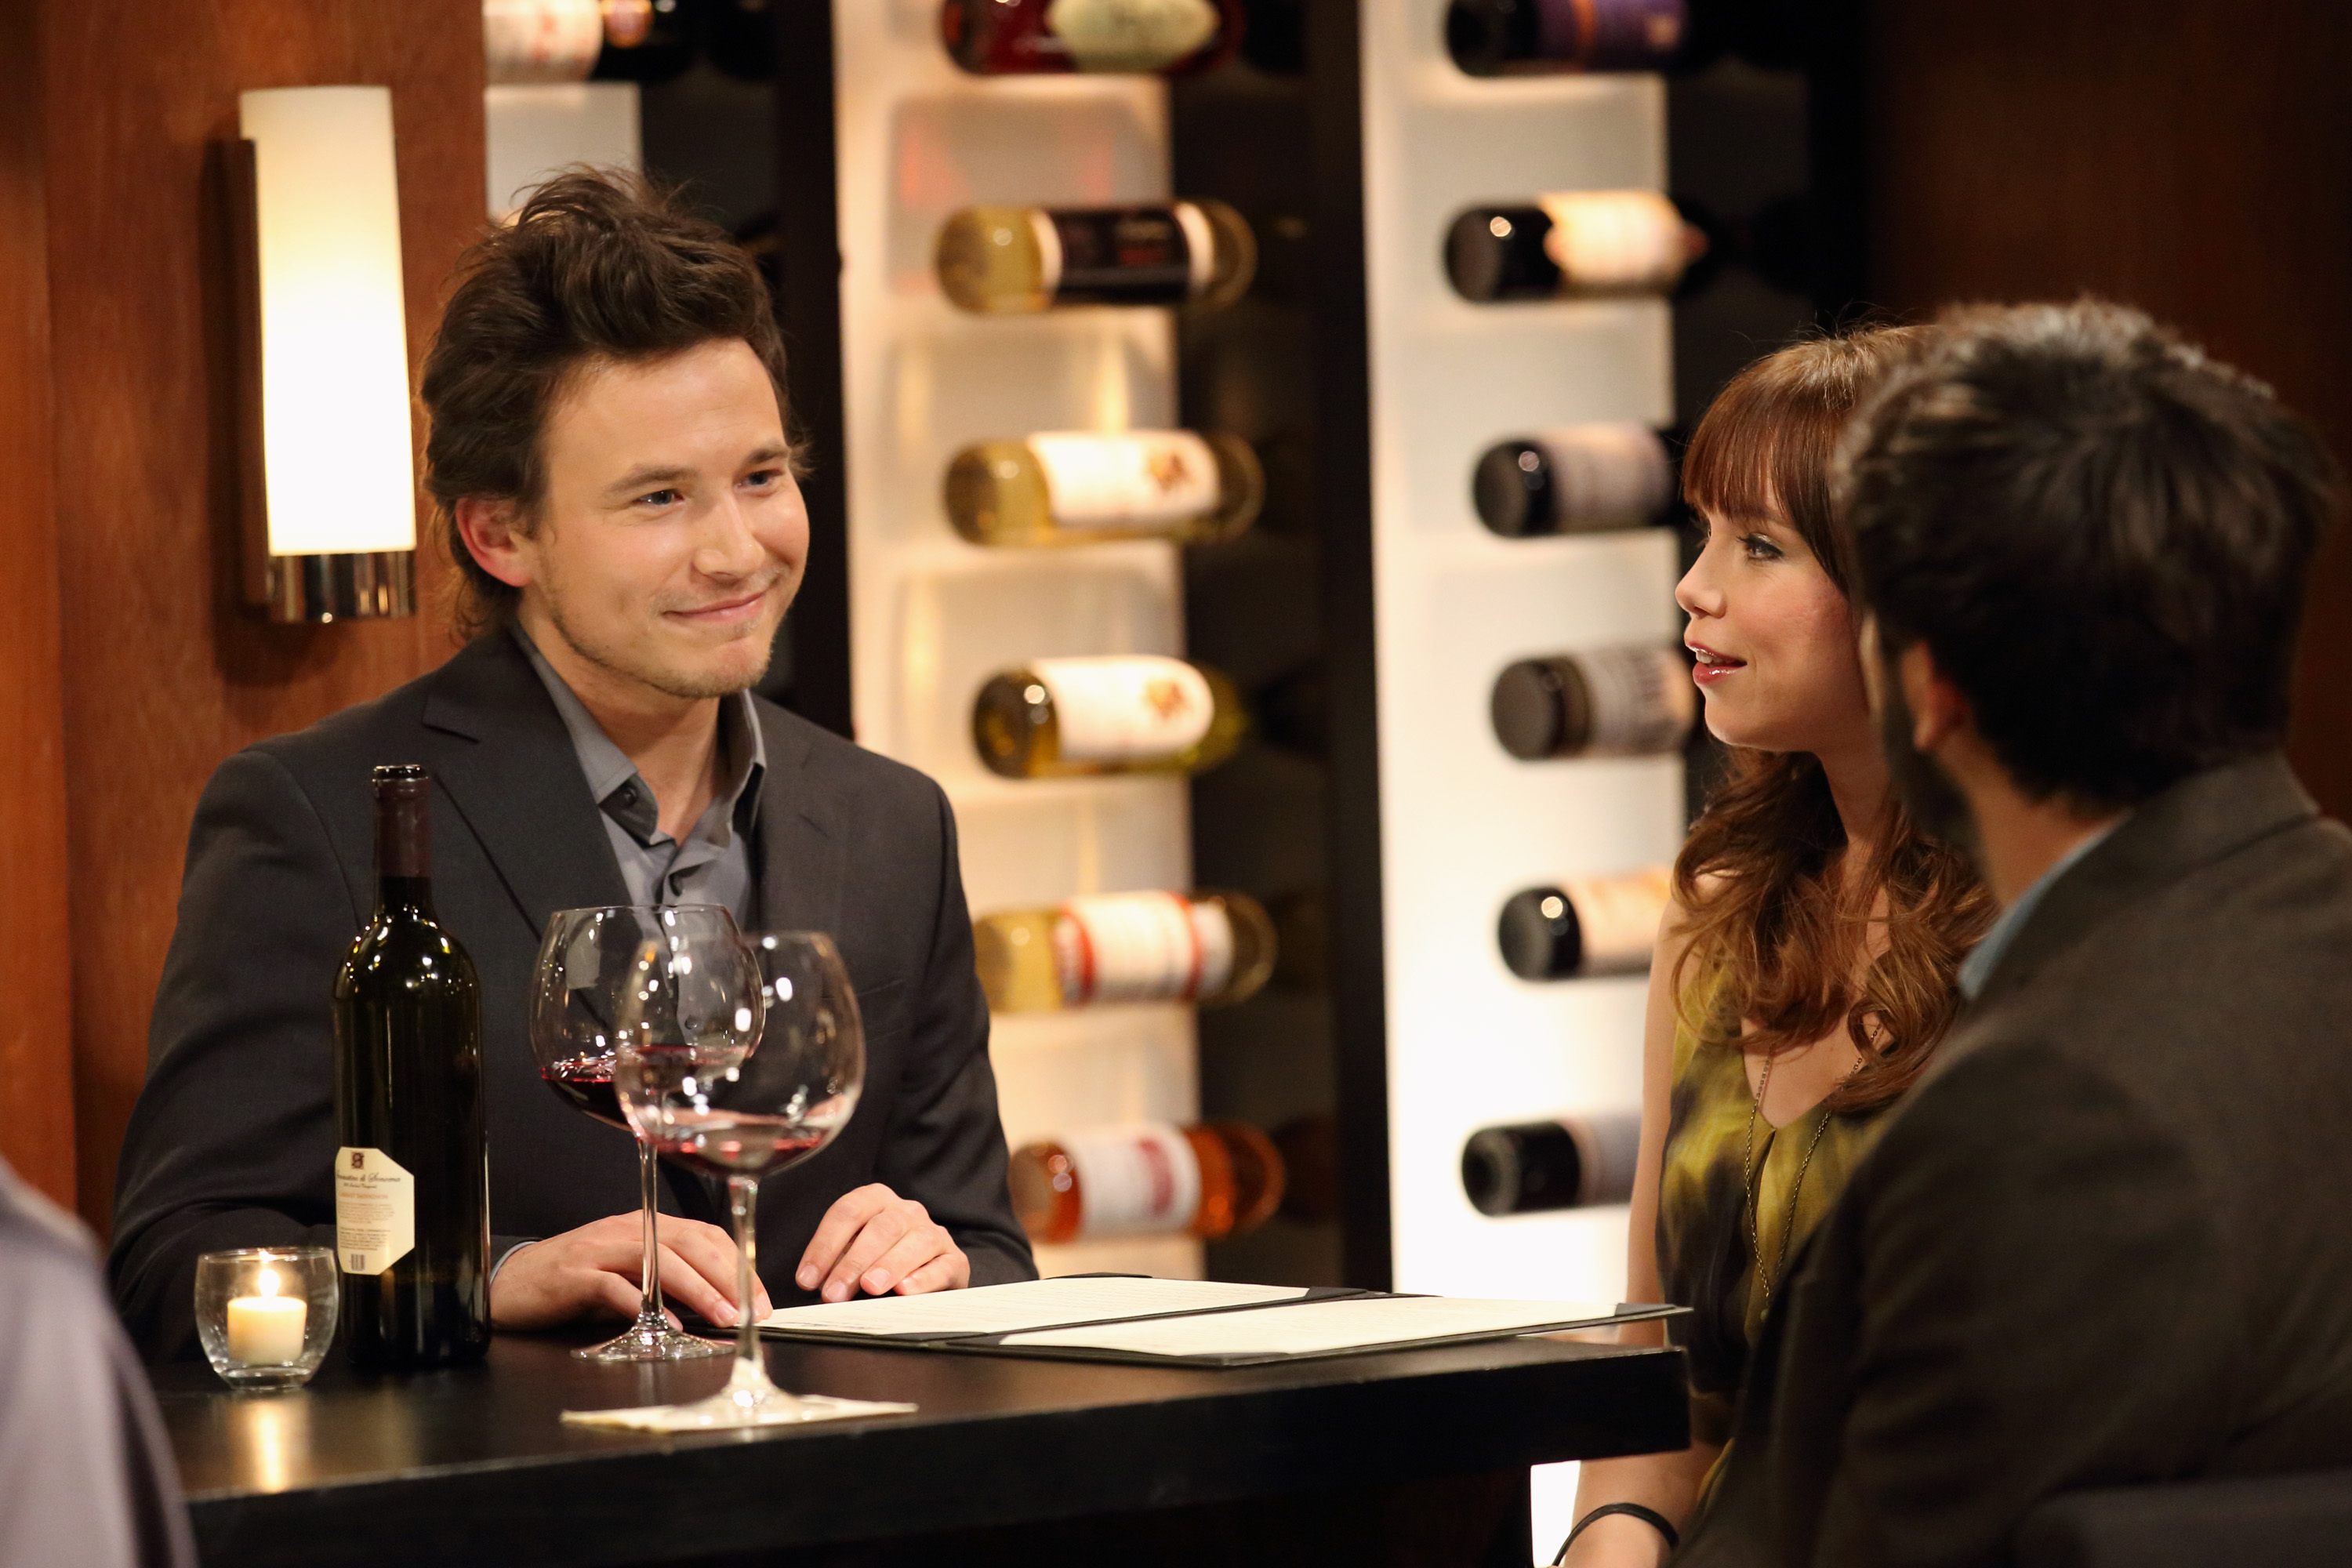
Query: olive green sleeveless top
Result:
<box><xmin>1655</xmin><ymin>976</ymin><xmax>1894</xmax><ymax>1448</ymax></box>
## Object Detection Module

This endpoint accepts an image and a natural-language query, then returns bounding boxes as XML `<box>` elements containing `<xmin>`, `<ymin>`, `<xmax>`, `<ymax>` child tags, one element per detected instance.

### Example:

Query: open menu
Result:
<box><xmin>759</xmin><ymin>1276</ymin><xmax>1682</xmax><ymax>1367</ymax></box>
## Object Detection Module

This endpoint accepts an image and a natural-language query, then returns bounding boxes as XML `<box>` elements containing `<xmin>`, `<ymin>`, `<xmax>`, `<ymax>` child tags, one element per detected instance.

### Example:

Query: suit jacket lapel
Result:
<box><xmin>418</xmin><ymin>633</ymin><xmax>630</xmax><ymax>938</ymax></box>
<box><xmin>748</xmin><ymin>703</ymin><xmax>844</xmax><ymax>939</ymax></box>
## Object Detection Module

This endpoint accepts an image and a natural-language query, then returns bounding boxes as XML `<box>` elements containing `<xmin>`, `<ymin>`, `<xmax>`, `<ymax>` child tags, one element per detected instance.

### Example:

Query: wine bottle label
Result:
<box><xmin>1576</xmin><ymin>646</ymin><xmax>1697</xmax><ymax>755</ymax></box>
<box><xmin>1063</xmin><ymin>1123</ymin><xmax>1203</xmax><ymax>1237</ymax></box>
<box><xmin>1032</xmin><ymin>655</ymin><xmax>1216</xmax><ymax>761</ymax></box>
<box><xmin>1029</xmin><ymin>432</ymin><xmax>1222</xmax><ymax>532</ymax></box>
<box><xmin>1563</xmin><ymin>867</ymin><xmax>1674</xmax><ymax>973</ymax></box>
<box><xmin>1535</xmin><ymin>423</ymin><xmax>1674</xmax><ymax>529</ymax></box>
<box><xmin>1537</xmin><ymin>191</ymin><xmax>1690</xmax><ymax>292</ymax></box>
<box><xmin>1053</xmin><ymin>891</ymin><xmax>1237</xmax><ymax>1004</ymax></box>
<box><xmin>482</xmin><ymin>0</ymin><xmax>604</xmax><ymax>84</ymax></box>
<box><xmin>1534</xmin><ymin>0</ymin><xmax>1686</xmax><ymax>68</ymax></box>
<box><xmin>1046</xmin><ymin>0</ymin><xmax>1221</xmax><ymax>72</ymax></box>
<box><xmin>1034</xmin><ymin>206</ymin><xmax>1203</xmax><ymax>307</ymax></box>
<box><xmin>334</xmin><ymin>1146</ymin><xmax>416</xmax><ymax>1275</ymax></box>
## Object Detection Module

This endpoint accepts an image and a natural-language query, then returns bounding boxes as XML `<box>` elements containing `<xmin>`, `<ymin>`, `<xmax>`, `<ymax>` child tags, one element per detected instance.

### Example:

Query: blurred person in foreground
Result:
<box><xmin>0</xmin><ymin>1157</ymin><xmax>192</xmax><ymax>1567</ymax></box>
<box><xmin>109</xmin><ymin>171</ymin><xmax>1034</xmax><ymax>1359</ymax></box>
<box><xmin>1677</xmin><ymin>299</ymin><xmax>2352</xmax><ymax>1567</ymax></box>
<box><xmin>1558</xmin><ymin>329</ymin><xmax>1994</xmax><ymax>1567</ymax></box>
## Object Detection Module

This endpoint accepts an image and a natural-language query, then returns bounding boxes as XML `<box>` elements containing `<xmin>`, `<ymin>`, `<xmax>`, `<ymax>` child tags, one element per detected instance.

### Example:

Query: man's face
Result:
<box><xmin>519</xmin><ymin>339</ymin><xmax>806</xmax><ymax>702</ymax></box>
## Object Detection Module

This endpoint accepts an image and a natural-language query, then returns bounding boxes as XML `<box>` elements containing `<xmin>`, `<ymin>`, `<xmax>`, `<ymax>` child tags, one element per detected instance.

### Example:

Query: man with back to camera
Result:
<box><xmin>1672</xmin><ymin>300</ymin><xmax>2352</xmax><ymax>1567</ymax></box>
<box><xmin>109</xmin><ymin>172</ymin><xmax>1035</xmax><ymax>1359</ymax></box>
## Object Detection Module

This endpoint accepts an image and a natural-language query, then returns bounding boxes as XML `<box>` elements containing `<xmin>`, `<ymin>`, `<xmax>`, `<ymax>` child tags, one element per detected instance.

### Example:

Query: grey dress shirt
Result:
<box><xmin>516</xmin><ymin>629</ymin><xmax>765</xmax><ymax>923</ymax></box>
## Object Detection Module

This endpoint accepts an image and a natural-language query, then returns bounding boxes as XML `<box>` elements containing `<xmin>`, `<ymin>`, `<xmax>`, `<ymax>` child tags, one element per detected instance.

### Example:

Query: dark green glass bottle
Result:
<box><xmin>334</xmin><ymin>764</ymin><xmax>491</xmax><ymax>1369</ymax></box>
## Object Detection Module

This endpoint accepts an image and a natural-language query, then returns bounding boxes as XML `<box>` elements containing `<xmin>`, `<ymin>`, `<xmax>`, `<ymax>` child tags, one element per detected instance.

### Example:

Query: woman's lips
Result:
<box><xmin>1688</xmin><ymin>641</ymin><xmax>1747</xmax><ymax>687</ymax></box>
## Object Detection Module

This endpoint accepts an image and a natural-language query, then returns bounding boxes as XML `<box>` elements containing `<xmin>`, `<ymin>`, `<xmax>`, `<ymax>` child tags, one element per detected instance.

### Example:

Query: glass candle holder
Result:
<box><xmin>195</xmin><ymin>1248</ymin><xmax>338</xmax><ymax>1390</ymax></box>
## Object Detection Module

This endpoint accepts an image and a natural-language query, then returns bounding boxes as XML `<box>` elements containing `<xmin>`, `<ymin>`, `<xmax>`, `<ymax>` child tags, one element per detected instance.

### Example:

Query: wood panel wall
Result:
<box><xmin>1868</xmin><ymin>0</ymin><xmax>2352</xmax><ymax>818</ymax></box>
<box><xmin>31</xmin><ymin>0</ymin><xmax>485</xmax><ymax>1227</ymax></box>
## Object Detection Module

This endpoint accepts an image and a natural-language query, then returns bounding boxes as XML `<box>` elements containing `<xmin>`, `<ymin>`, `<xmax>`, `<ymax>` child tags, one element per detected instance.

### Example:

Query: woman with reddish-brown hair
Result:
<box><xmin>1557</xmin><ymin>328</ymin><xmax>1994</xmax><ymax>1567</ymax></box>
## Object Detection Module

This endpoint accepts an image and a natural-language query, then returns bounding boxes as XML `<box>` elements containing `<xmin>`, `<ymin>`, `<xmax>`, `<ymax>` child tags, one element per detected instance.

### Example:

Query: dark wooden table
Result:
<box><xmin>153</xmin><ymin>1329</ymin><xmax>1686</xmax><ymax>1568</ymax></box>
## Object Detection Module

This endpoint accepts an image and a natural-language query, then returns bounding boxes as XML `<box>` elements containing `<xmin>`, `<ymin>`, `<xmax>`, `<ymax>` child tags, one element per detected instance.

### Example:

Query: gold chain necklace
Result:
<box><xmin>1739</xmin><ymin>1051</ymin><xmax>1843</xmax><ymax>1317</ymax></box>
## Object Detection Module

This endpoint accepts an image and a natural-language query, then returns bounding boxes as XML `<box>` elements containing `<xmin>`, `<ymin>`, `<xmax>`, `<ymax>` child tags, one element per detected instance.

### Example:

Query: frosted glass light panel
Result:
<box><xmin>238</xmin><ymin>87</ymin><xmax>418</xmax><ymax>620</ymax></box>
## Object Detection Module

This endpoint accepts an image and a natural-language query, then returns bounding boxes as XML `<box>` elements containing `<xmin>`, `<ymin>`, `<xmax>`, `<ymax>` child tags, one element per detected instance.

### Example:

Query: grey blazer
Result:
<box><xmin>1679</xmin><ymin>754</ymin><xmax>2352</xmax><ymax>1568</ymax></box>
<box><xmin>110</xmin><ymin>633</ymin><xmax>1033</xmax><ymax>1360</ymax></box>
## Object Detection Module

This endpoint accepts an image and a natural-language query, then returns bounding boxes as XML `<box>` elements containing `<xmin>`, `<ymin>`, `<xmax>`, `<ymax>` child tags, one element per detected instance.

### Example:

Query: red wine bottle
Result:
<box><xmin>940</xmin><ymin>0</ymin><xmax>1244</xmax><ymax>76</ymax></box>
<box><xmin>333</xmin><ymin>765</ymin><xmax>491</xmax><ymax>1370</ymax></box>
<box><xmin>1461</xmin><ymin>1110</ymin><xmax>1642</xmax><ymax>1215</ymax></box>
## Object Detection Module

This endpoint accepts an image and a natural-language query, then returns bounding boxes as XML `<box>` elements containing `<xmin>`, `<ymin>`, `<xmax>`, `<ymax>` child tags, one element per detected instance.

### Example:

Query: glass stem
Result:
<box><xmin>636</xmin><ymin>1138</ymin><xmax>664</xmax><ymax>1325</ymax></box>
<box><xmin>728</xmin><ymin>1174</ymin><xmax>764</xmax><ymax>1394</ymax></box>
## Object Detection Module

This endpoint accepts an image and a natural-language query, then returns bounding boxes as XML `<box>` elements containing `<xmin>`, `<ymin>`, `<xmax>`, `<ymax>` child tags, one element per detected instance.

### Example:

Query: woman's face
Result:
<box><xmin>1675</xmin><ymin>506</ymin><xmax>1873</xmax><ymax>757</ymax></box>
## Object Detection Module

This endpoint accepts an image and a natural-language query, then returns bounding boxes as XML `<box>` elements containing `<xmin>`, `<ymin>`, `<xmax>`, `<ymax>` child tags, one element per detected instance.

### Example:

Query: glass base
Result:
<box><xmin>573</xmin><ymin>1314</ymin><xmax>728</xmax><ymax>1363</ymax></box>
<box><xmin>560</xmin><ymin>1359</ymin><xmax>916</xmax><ymax>1432</ymax></box>
<box><xmin>214</xmin><ymin>1363</ymin><xmax>321</xmax><ymax>1391</ymax></box>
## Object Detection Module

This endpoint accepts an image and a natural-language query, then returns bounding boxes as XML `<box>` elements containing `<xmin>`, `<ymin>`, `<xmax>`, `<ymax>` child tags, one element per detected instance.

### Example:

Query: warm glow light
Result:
<box><xmin>238</xmin><ymin>87</ymin><xmax>416</xmax><ymax>558</ymax></box>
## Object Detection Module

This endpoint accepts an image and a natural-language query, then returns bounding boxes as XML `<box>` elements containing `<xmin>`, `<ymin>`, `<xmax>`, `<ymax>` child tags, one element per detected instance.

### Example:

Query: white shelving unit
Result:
<box><xmin>830</xmin><ymin>0</ymin><xmax>1203</xmax><ymax>1280</ymax></box>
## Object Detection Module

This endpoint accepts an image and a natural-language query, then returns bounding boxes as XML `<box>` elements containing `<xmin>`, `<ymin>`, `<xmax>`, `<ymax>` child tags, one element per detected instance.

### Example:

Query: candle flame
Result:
<box><xmin>258</xmin><ymin>1266</ymin><xmax>281</xmax><ymax>1299</ymax></box>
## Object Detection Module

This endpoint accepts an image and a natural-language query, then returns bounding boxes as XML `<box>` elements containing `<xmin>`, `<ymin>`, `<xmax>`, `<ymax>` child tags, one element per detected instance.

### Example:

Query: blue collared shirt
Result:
<box><xmin>1957</xmin><ymin>819</ymin><xmax>2125</xmax><ymax>1000</ymax></box>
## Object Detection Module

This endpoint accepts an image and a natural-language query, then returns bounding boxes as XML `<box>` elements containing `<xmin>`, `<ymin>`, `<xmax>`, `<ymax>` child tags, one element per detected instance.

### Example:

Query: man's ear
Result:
<box><xmin>453</xmin><ymin>497</ymin><xmax>535</xmax><ymax>590</ymax></box>
<box><xmin>1897</xmin><ymin>640</ymin><xmax>1972</xmax><ymax>755</ymax></box>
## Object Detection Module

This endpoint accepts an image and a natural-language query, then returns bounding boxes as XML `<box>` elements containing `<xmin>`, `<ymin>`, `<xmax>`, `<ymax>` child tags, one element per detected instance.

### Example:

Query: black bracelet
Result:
<box><xmin>1554</xmin><ymin>1502</ymin><xmax>1679</xmax><ymax>1564</ymax></box>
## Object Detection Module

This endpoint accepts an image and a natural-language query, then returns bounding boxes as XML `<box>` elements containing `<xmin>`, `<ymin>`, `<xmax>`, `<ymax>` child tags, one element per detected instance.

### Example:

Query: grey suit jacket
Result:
<box><xmin>1679</xmin><ymin>754</ymin><xmax>2352</xmax><ymax>1568</ymax></box>
<box><xmin>110</xmin><ymin>633</ymin><xmax>1033</xmax><ymax>1360</ymax></box>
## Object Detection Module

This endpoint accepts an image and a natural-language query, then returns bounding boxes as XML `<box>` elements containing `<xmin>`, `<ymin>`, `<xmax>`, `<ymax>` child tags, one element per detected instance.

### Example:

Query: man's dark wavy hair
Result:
<box><xmin>1843</xmin><ymin>299</ymin><xmax>2343</xmax><ymax>811</ymax></box>
<box><xmin>420</xmin><ymin>169</ymin><xmax>790</xmax><ymax>638</ymax></box>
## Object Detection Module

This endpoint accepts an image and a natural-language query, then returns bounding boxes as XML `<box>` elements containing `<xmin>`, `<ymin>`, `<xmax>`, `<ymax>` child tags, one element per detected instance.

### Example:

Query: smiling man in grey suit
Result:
<box><xmin>110</xmin><ymin>172</ymin><xmax>1033</xmax><ymax>1359</ymax></box>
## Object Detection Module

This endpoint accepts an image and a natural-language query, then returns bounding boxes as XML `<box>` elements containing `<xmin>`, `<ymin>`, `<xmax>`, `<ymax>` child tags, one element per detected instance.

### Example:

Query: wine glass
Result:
<box><xmin>528</xmin><ymin>906</ymin><xmax>760</xmax><ymax>1361</ymax></box>
<box><xmin>614</xmin><ymin>929</ymin><xmax>865</xmax><ymax>1426</ymax></box>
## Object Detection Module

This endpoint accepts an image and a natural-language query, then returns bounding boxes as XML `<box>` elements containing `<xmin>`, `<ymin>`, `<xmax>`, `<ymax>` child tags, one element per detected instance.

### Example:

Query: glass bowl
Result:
<box><xmin>195</xmin><ymin>1247</ymin><xmax>338</xmax><ymax>1390</ymax></box>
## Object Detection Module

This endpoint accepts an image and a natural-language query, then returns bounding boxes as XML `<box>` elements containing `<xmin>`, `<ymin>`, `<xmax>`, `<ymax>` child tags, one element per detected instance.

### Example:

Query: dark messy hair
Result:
<box><xmin>420</xmin><ymin>169</ymin><xmax>791</xmax><ymax>637</ymax></box>
<box><xmin>1845</xmin><ymin>299</ymin><xmax>2344</xmax><ymax>811</ymax></box>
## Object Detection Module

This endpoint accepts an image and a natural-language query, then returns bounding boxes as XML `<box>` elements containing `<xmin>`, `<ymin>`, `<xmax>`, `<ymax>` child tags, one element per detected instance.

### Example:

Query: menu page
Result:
<box><xmin>1000</xmin><ymin>1297</ymin><xmax>1634</xmax><ymax>1359</ymax></box>
<box><xmin>760</xmin><ymin>1276</ymin><xmax>1311</xmax><ymax>1339</ymax></box>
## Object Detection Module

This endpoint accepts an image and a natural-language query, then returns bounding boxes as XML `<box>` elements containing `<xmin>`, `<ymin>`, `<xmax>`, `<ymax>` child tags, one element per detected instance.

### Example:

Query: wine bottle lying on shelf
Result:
<box><xmin>974</xmin><ymin>655</ymin><xmax>1246</xmax><ymax>779</ymax></box>
<box><xmin>1445</xmin><ymin>191</ymin><xmax>1705</xmax><ymax>302</ymax></box>
<box><xmin>1490</xmin><ymin>644</ymin><xmax>1695</xmax><ymax>760</ymax></box>
<box><xmin>975</xmin><ymin>890</ymin><xmax>1276</xmax><ymax>1012</ymax></box>
<box><xmin>937</xmin><ymin>201</ymin><xmax>1257</xmax><ymax>314</ymax></box>
<box><xmin>946</xmin><ymin>430</ymin><xmax>1263</xmax><ymax>546</ymax></box>
<box><xmin>1011</xmin><ymin>1120</ymin><xmax>1285</xmax><ymax>1243</ymax></box>
<box><xmin>1497</xmin><ymin>866</ymin><xmax>1672</xmax><ymax>980</ymax></box>
<box><xmin>940</xmin><ymin>0</ymin><xmax>1243</xmax><ymax>75</ymax></box>
<box><xmin>484</xmin><ymin>0</ymin><xmax>604</xmax><ymax>84</ymax></box>
<box><xmin>1473</xmin><ymin>423</ymin><xmax>1675</xmax><ymax>537</ymax></box>
<box><xmin>1461</xmin><ymin>1109</ymin><xmax>1642</xmax><ymax>1216</ymax></box>
<box><xmin>1446</xmin><ymin>0</ymin><xmax>1688</xmax><ymax>77</ymax></box>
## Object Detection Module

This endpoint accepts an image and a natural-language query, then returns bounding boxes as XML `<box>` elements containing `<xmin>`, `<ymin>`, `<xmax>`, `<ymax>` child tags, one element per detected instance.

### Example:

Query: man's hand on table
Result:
<box><xmin>489</xmin><ymin>1214</ymin><xmax>771</xmax><ymax>1330</ymax></box>
<box><xmin>796</xmin><ymin>1183</ymin><xmax>970</xmax><ymax>1302</ymax></box>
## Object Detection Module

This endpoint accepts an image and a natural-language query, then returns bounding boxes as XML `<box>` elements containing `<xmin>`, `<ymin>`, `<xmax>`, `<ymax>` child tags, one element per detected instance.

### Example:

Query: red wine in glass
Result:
<box><xmin>653</xmin><ymin>1112</ymin><xmax>829</xmax><ymax>1180</ymax></box>
<box><xmin>541</xmin><ymin>1053</ymin><xmax>625</xmax><ymax>1131</ymax></box>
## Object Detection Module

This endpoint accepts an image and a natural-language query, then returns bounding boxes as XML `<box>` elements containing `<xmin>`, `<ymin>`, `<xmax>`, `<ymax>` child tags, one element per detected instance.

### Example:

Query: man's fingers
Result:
<box><xmin>893</xmin><ymin>1252</ymin><xmax>965</xmax><ymax>1296</ymax></box>
<box><xmin>822</xmin><ymin>1208</ymin><xmax>914</xmax><ymax>1302</ymax></box>
<box><xmin>652</xmin><ymin>1217</ymin><xmax>753</xmax><ymax>1309</ymax></box>
<box><xmin>652</xmin><ymin>1240</ymin><xmax>742</xmax><ymax>1327</ymax></box>
<box><xmin>855</xmin><ymin>1224</ymin><xmax>955</xmax><ymax>1298</ymax></box>
<box><xmin>593</xmin><ymin>1272</ymin><xmax>646</xmax><ymax>1323</ymax></box>
<box><xmin>797</xmin><ymin>1185</ymin><xmax>894</xmax><ymax>1290</ymax></box>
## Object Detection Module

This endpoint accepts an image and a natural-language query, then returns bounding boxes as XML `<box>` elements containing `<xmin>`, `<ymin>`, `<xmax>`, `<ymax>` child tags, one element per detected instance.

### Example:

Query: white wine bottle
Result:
<box><xmin>1009</xmin><ymin>1120</ymin><xmax>1285</xmax><ymax>1243</ymax></box>
<box><xmin>1446</xmin><ymin>191</ymin><xmax>1704</xmax><ymax>302</ymax></box>
<box><xmin>946</xmin><ymin>430</ymin><xmax>1264</xmax><ymax>547</ymax></box>
<box><xmin>973</xmin><ymin>655</ymin><xmax>1247</xmax><ymax>779</ymax></box>
<box><xmin>973</xmin><ymin>889</ymin><xmax>1276</xmax><ymax>1012</ymax></box>
<box><xmin>936</xmin><ymin>201</ymin><xmax>1256</xmax><ymax>314</ymax></box>
<box><xmin>1497</xmin><ymin>866</ymin><xmax>1672</xmax><ymax>980</ymax></box>
<box><xmin>1490</xmin><ymin>644</ymin><xmax>1695</xmax><ymax>760</ymax></box>
<box><xmin>1461</xmin><ymin>1110</ymin><xmax>1642</xmax><ymax>1216</ymax></box>
<box><xmin>1472</xmin><ymin>423</ymin><xmax>1674</xmax><ymax>537</ymax></box>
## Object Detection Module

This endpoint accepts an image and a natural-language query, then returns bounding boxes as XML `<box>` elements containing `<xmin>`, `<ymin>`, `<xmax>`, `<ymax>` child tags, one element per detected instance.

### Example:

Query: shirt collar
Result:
<box><xmin>514</xmin><ymin>626</ymin><xmax>767</xmax><ymax>848</ymax></box>
<box><xmin>1957</xmin><ymin>817</ymin><xmax>2125</xmax><ymax>1000</ymax></box>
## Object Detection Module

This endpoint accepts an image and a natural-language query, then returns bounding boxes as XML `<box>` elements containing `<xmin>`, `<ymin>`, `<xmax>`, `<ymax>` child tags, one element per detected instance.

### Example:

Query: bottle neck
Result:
<box><xmin>372</xmin><ymin>785</ymin><xmax>434</xmax><ymax>917</ymax></box>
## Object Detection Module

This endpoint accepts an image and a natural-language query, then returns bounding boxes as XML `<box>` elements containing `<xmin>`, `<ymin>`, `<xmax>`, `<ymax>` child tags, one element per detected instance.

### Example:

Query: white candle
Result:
<box><xmin>227</xmin><ymin>1268</ymin><xmax>307</xmax><ymax>1365</ymax></box>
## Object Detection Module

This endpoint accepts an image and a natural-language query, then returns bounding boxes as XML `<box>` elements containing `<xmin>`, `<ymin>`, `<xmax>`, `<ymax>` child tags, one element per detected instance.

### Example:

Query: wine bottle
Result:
<box><xmin>1009</xmin><ymin>1120</ymin><xmax>1285</xmax><ymax>1242</ymax></box>
<box><xmin>1445</xmin><ymin>0</ymin><xmax>1689</xmax><ymax>76</ymax></box>
<box><xmin>1445</xmin><ymin>191</ymin><xmax>1704</xmax><ymax>302</ymax></box>
<box><xmin>973</xmin><ymin>889</ymin><xmax>1276</xmax><ymax>1012</ymax></box>
<box><xmin>334</xmin><ymin>765</ymin><xmax>492</xmax><ymax>1369</ymax></box>
<box><xmin>1472</xmin><ymin>423</ymin><xmax>1674</xmax><ymax>537</ymax></box>
<box><xmin>484</xmin><ymin>0</ymin><xmax>605</xmax><ymax>83</ymax></box>
<box><xmin>973</xmin><ymin>655</ymin><xmax>1247</xmax><ymax>779</ymax></box>
<box><xmin>936</xmin><ymin>201</ymin><xmax>1256</xmax><ymax>314</ymax></box>
<box><xmin>592</xmin><ymin>0</ymin><xmax>699</xmax><ymax>83</ymax></box>
<box><xmin>1461</xmin><ymin>1109</ymin><xmax>1642</xmax><ymax>1215</ymax></box>
<box><xmin>1497</xmin><ymin>866</ymin><xmax>1672</xmax><ymax>980</ymax></box>
<box><xmin>1490</xmin><ymin>644</ymin><xmax>1695</xmax><ymax>760</ymax></box>
<box><xmin>940</xmin><ymin>0</ymin><xmax>1243</xmax><ymax>75</ymax></box>
<box><xmin>946</xmin><ymin>430</ymin><xmax>1263</xmax><ymax>547</ymax></box>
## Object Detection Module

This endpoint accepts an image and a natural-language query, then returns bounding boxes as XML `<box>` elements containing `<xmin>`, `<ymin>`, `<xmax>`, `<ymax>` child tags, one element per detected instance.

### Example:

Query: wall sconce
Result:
<box><xmin>230</xmin><ymin>87</ymin><xmax>417</xmax><ymax>622</ymax></box>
